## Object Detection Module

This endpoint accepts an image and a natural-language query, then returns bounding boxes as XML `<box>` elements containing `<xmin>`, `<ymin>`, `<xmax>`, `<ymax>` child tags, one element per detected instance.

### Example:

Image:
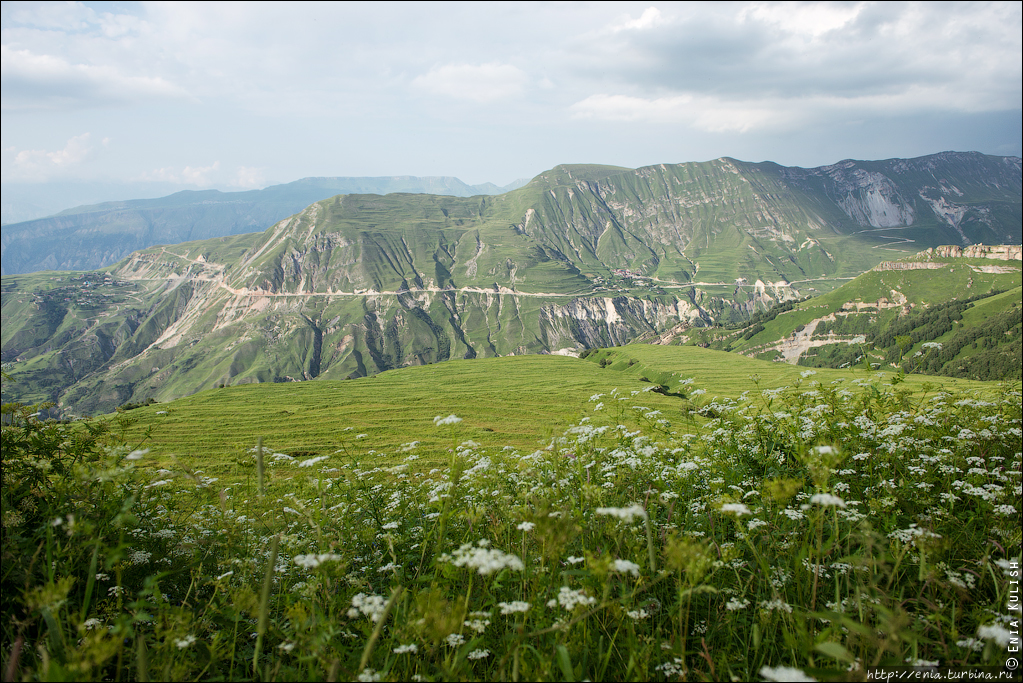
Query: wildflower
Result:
<box><xmin>626</xmin><ymin>609</ymin><xmax>649</xmax><ymax>620</ymax></box>
<box><xmin>725</xmin><ymin>597</ymin><xmax>750</xmax><ymax>611</ymax></box>
<box><xmin>656</xmin><ymin>659</ymin><xmax>685</xmax><ymax>676</ymax></box>
<box><xmin>760</xmin><ymin>665</ymin><xmax>816</xmax><ymax>682</ymax></box>
<box><xmin>382</xmin><ymin>521</ymin><xmax>399</xmax><ymax>529</ymax></box>
<box><xmin>434</xmin><ymin>414</ymin><xmax>462</xmax><ymax>426</ymax></box>
<box><xmin>444</xmin><ymin>633</ymin><xmax>465</xmax><ymax>647</ymax></box>
<box><xmin>809</xmin><ymin>493</ymin><xmax>846</xmax><ymax>508</ymax></box>
<box><xmin>978</xmin><ymin>623</ymin><xmax>1012</xmax><ymax>647</ymax></box>
<box><xmin>83</xmin><ymin>618</ymin><xmax>102</xmax><ymax>630</ymax></box>
<box><xmin>464</xmin><ymin>617</ymin><xmax>490</xmax><ymax>634</ymax></box>
<box><xmin>611</xmin><ymin>559</ymin><xmax>641</xmax><ymax>577</ymax></box>
<box><xmin>565</xmin><ymin>556</ymin><xmax>585</xmax><ymax>565</ymax></box>
<box><xmin>595</xmin><ymin>504</ymin><xmax>647</xmax><ymax>522</ymax></box>
<box><xmin>548</xmin><ymin>586</ymin><xmax>597</xmax><ymax>611</ymax></box>
<box><xmin>956</xmin><ymin>638</ymin><xmax>984</xmax><ymax>652</ymax></box>
<box><xmin>443</xmin><ymin>541</ymin><xmax>524</xmax><ymax>575</ymax></box>
<box><xmin>174</xmin><ymin>635</ymin><xmax>196</xmax><ymax>649</ymax></box>
<box><xmin>499</xmin><ymin>601</ymin><xmax>530</xmax><ymax>614</ymax></box>
<box><xmin>719</xmin><ymin>503</ymin><xmax>752</xmax><ymax>517</ymax></box>
<box><xmin>125</xmin><ymin>449</ymin><xmax>149</xmax><ymax>461</ymax></box>
<box><xmin>467</xmin><ymin>649</ymin><xmax>491</xmax><ymax>660</ymax></box>
<box><xmin>357</xmin><ymin>669</ymin><xmax>381</xmax><ymax>682</ymax></box>
<box><xmin>517</xmin><ymin>521</ymin><xmax>535</xmax><ymax>531</ymax></box>
<box><xmin>294</xmin><ymin>553</ymin><xmax>342</xmax><ymax>569</ymax></box>
<box><xmin>393</xmin><ymin>644</ymin><xmax>419</xmax><ymax>654</ymax></box>
<box><xmin>348</xmin><ymin>593</ymin><xmax>387</xmax><ymax>622</ymax></box>
<box><xmin>278</xmin><ymin>641</ymin><xmax>296</xmax><ymax>652</ymax></box>
<box><xmin>298</xmin><ymin>455</ymin><xmax>329</xmax><ymax>468</ymax></box>
<box><xmin>759</xmin><ymin>598</ymin><xmax>793</xmax><ymax>613</ymax></box>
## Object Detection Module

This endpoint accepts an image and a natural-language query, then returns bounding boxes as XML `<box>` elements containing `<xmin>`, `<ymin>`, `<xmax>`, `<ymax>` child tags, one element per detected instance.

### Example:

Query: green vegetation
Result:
<box><xmin>2</xmin><ymin>350</ymin><xmax>1019</xmax><ymax>681</ymax></box>
<box><xmin>6</xmin><ymin>153</ymin><xmax>1020</xmax><ymax>418</ymax></box>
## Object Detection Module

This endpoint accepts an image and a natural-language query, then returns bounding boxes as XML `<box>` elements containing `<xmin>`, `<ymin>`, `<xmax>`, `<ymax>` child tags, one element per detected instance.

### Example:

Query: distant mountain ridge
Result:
<box><xmin>0</xmin><ymin>175</ymin><xmax>529</xmax><ymax>275</ymax></box>
<box><xmin>1</xmin><ymin>151</ymin><xmax>1020</xmax><ymax>416</ymax></box>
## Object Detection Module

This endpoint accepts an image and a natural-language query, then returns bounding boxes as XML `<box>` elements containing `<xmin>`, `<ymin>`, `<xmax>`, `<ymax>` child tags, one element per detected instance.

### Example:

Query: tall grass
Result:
<box><xmin>2</xmin><ymin>373</ymin><xmax>1020</xmax><ymax>681</ymax></box>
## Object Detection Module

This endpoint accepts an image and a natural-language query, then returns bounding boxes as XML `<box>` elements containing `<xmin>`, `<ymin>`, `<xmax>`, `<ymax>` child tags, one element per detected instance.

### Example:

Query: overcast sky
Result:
<box><xmin>2</xmin><ymin>1</ymin><xmax>1020</xmax><ymax>190</ymax></box>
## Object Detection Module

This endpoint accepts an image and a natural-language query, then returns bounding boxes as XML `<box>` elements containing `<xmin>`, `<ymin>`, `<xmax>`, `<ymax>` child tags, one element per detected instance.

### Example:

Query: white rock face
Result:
<box><xmin>835</xmin><ymin>171</ymin><xmax>915</xmax><ymax>228</ymax></box>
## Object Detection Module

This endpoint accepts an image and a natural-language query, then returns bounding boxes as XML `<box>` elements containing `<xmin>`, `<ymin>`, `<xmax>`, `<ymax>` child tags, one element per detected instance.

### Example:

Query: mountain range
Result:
<box><xmin>1</xmin><ymin>151</ymin><xmax>1020</xmax><ymax>416</ymax></box>
<box><xmin>0</xmin><ymin>175</ymin><xmax>528</xmax><ymax>275</ymax></box>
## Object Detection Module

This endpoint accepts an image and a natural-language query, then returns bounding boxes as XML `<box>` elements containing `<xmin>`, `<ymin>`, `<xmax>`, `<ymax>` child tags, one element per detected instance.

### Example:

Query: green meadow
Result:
<box><xmin>107</xmin><ymin>346</ymin><xmax>996</xmax><ymax>473</ymax></box>
<box><xmin>2</xmin><ymin>345</ymin><xmax>1019</xmax><ymax>682</ymax></box>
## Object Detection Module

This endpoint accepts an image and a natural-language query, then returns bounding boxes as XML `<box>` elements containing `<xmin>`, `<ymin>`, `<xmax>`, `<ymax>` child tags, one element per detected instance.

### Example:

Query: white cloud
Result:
<box><xmin>0</xmin><ymin>45</ymin><xmax>191</xmax><ymax>110</ymax></box>
<box><xmin>233</xmin><ymin>166</ymin><xmax>266</xmax><ymax>189</ymax></box>
<box><xmin>4</xmin><ymin>133</ymin><xmax>101</xmax><ymax>180</ymax></box>
<box><xmin>609</xmin><ymin>7</ymin><xmax>664</xmax><ymax>33</ymax></box>
<box><xmin>570</xmin><ymin>93</ymin><xmax>781</xmax><ymax>132</ymax></box>
<box><xmin>412</xmin><ymin>62</ymin><xmax>528</xmax><ymax>103</ymax></box>
<box><xmin>141</xmin><ymin>162</ymin><xmax>220</xmax><ymax>187</ymax></box>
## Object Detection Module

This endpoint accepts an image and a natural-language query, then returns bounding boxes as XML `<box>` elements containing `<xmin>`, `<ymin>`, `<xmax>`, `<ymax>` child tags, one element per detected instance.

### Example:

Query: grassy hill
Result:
<box><xmin>102</xmin><ymin>346</ymin><xmax>1000</xmax><ymax>475</ymax></box>
<box><xmin>683</xmin><ymin>249</ymin><xmax>1022</xmax><ymax>381</ymax></box>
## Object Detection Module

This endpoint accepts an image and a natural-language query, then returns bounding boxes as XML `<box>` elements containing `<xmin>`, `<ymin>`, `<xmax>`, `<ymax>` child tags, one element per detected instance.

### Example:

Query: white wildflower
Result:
<box><xmin>760</xmin><ymin>665</ymin><xmax>816</xmax><ymax>682</ymax></box>
<box><xmin>517</xmin><ymin>521</ymin><xmax>535</xmax><ymax>532</ymax></box>
<box><xmin>498</xmin><ymin>601</ymin><xmax>531</xmax><ymax>615</ymax></box>
<box><xmin>467</xmin><ymin>648</ymin><xmax>491</xmax><ymax>660</ymax></box>
<box><xmin>445</xmin><ymin>541</ymin><xmax>524</xmax><ymax>575</ymax></box>
<box><xmin>393</xmin><ymin>644</ymin><xmax>419</xmax><ymax>654</ymax></box>
<box><xmin>444</xmin><ymin>633</ymin><xmax>465</xmax><ymax>647</ymax></box>
<box><xmin>348</xmin><ymin>593</ymin><xmax>387</xmax><ymax>622</ymax></box>
<box><xmin>809</xmin><ymin>493</ymin><xmax>846</xmax><ymax>508</ymax></box>
<box><xmin>595</xmin><ymin>505</ymin><xmax>647</xmax><ymax>523</ymax></box>
<box><xmin>174</xmin><ymin>635</ymin><xmax>196</xmax><ymax>649</ymax></box>
<box><xmin>549</xmin><ymin>586</ymin><xmax>597</xmax><ymax>611</ymax></box>
<box><xmin>434</xmin><ymin>414</ymin><xmax>462</xmax><ymax>426</ymax></box>
<box><xmin>719</xmin><ymin>503</ymin><xmax>752</xmax><ymax>517</ymax></box>
<box><xmin>611</xmin><ymin>559</ymin><xmax>641</xmax><ymax>577</ymax></box>
<box><xmin>978</xmin><ymin>623</ymin><xmax>1012</xmax><ymax>647</ymax></box>
<box><xmin>725</xmin><ymin>597</ymin><xmax>750</xmax><ymax>611</ymax></box>
<box><xmin>294</xmin><ymin>553</ymin><xmax>341</xmax><ymax>569</ymax></box>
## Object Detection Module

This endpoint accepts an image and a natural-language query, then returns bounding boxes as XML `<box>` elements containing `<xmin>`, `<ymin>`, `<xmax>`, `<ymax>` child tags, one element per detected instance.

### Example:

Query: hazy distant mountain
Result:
<box><xmin>0</xmin><ymin>175</ymin><xmax>529</xmax><ymax>275</ymax></box>
<box><xmin>2</xmin><ymin>151</ymin><xmax>1019</xmax><ymax>415</ymax></box>
<box><xmin>1</xmin><ymin>180</ymin><xmax>203</xmax><ymax>225</ymax></box>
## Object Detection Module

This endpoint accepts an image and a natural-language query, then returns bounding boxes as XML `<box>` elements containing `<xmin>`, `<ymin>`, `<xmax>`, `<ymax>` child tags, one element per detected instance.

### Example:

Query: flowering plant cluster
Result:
<box><xmin>1</xmin><ymin>377</ymin><xmax>1019</xmax><ymax>681</ymax></box>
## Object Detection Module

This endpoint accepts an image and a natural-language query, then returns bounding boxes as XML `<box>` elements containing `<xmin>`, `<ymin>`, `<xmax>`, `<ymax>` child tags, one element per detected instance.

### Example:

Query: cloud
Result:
<box><xmin>141</xmin><ymin>162</ymin><xmax>221</xmax><ymax>187</ymax></box>
<box><xmin>608</xmin><ymin>7</ymin><xmax>665</xmax><ymax>33</ymax></box>
<box><xmin>233</xmin><ymin>166</ymin><xmax>266</xmax><ymax>189</ymax></box>
<box><xmin>570</xmin><ymin>93</ymin><xmax>781</xmax><ymax>132</ymax></box>
<box><xmin>4</xmin><ymin>133</ymin><xmax>102</xmax><ymax>180</ymax></box>
<box><xmin>0</xmin><ymin>45</ymin><xmax>192</xmax><ymax>110</ymax></box>
<box><xmin>412</xmin><ymin>62</ymin><xmax>528</xmax><ymax>103</ymax></box>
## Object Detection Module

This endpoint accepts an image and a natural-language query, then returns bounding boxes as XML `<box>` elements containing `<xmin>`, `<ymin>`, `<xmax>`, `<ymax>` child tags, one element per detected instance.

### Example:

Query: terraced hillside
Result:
<box><xmin>685</xmin><ymin>245</ymin><xmax>1022</xmax><ymax>381</ymax></box>
<box><xmin>2</xmin><ymin>153</ymin><xmax>1020</xmax><ymax>416</ymax></box>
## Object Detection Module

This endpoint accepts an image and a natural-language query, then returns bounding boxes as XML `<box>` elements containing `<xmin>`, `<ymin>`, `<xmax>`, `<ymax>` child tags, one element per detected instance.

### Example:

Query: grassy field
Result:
<box><xmin>105</xmin><ymin>346</ymin><xmax>1001</xmax><ymax>476</ymax></box>
<box><xmin>3</xmin><ymin>345</ymin><xmax>1019</xmax><ymax>682</ymax></box>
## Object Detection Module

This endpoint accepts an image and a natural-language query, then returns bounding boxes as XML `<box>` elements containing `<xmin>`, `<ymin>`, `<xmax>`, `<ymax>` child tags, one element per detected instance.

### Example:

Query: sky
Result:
<box><xmin>2</xmin><ymin>1</ymin><xmax>1021</xmax><ymax>194</ymax></box>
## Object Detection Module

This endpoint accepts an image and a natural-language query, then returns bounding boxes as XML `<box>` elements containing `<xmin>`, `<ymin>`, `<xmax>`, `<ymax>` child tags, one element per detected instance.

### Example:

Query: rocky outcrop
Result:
<box><xmin>925</xmin><ymin>244</ymin><xmax>1023</xmax><ymax>261</ymax></box>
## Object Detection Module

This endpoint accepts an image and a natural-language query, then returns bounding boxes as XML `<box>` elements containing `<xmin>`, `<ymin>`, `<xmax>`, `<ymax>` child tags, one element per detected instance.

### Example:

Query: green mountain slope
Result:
<box><xmin>0</xmin><ymin>176</ymin><xmax>528</xmax><ymax>275</ymax></box>
<box><xmin>2</xmin><ymin>153</ymin><xmax>1020</xmax><ymax>416</ymax></box>
<box><xmin>686</xmin><ymin>246</ymin><xmax>1022</xmax><ymax>380</ymax></box>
